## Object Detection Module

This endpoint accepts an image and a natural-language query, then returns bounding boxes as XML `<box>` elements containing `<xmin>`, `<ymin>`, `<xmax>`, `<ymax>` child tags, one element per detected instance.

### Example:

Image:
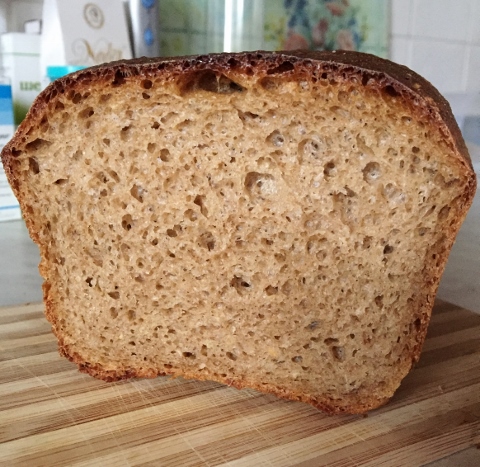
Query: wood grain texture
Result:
<box><xmin>0</xmin><ymin>299</ymin><xmax>479</xmax><ymax>467</ymax></box>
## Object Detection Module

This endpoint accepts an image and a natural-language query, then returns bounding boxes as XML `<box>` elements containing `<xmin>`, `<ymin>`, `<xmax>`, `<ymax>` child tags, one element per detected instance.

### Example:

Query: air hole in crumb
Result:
<box><xmin>120</xmin><ymin>125</ymin><xmax>132</xmax><ymax>141</ymax></box>
<box><xmin>201</xmin><ymin>345</ymin><xmax>208</xmax><ymax>356</ymax></box>
<box><xmin>438</xmin><ymin>206</ymin><xmax>450</xmax><ymax>220</ymax></box>
<box><xmin>185</xmin><ymin>209</ymin><xmax>198</xmax><ymax>222</ymax></box>
<box><xmin>237</xmin><ymin>110</ymin><xmax>259</xmax><ymax>123</ymax></box>
<box><xmin>300</xmin><ymin>138</ymin><xmax>324</xmax><ymax>161</ymax></box>
<box><xmin>72</xmin><ymin>93</ymin><xmax>82</xmax><ymax>104</ymax></box>
<box><xmin>259</xmin><ymin>77</ymin><xmax>279</xmax><ymax>90</ymax></box>
<box><xmin>110</xmin><ymin>307</ymin><xmax>118</xmax><ymax>318</ymax></box>
<box><xmin>85</xmin><ymin>277</ymin><xmax>93</xmax><ymax>287</ymax></box>
<box><xmin>182</xmin><ymin>70</ymin><xmax>244</xmax><ymax>94</ymax></box>
<box><xmin>108</xmin><ymin>291</ymin><xmax>120</xmax><ymax>300</ymax></box>
<box><xmin>130</xmin><ymin>184</ymin><xmax>144</xmax><ymax>203</ymax></box>
<box><xmin>142</xmin><ymin>92</ymin><xmax>151</xmax><ymax>99</ymax></box>
<box><xmin>128</xmin><ymin>310</ymin><xmax>136</xmax><ymax>321</ymax></box>
<box><xmin>194</xmin><ymin>195</ymin><xmax>208</xmax><ymax>217</ymax></box>
<box><xmin>267</xmin><ymin>61</ymin><xmax>294</xmax><ymax>74</ymax></box>
<box><xmin>362</xmin><ymin>73</ymin><xmax>374</xmax><ymax>86</ymax></box>
<box><xmin>363</xmin><ymin>162</ymin><xmax>381</xmax><ymax>183</ymax></box>
<box><xmin>199</xmin><ymin>231</ymin><xmax>215</xmax><ymax>250</ymax></box>
<box><xmin>112</xmin><ymin>70</ymin><xmax>126</xmax><ymax>86</ymax></box>
<box><xmin>78</xmin><ymin>107</ymin><xmax>94</xmax><ymax>118</ymax></box>
<box><xmin>291</xmin><ymin>355</ymin><xmax>303</xmax><ymax>363</ymax></box>
<box><xmin>121</xmin><ymin>214</ymin><xmax>134</xmax><ymax>230</ymax></box>
<box><xmin>324</xmin><ymin>337</ymin><xmax>339</xmax><ymax>345</ymax></box>
<box><xmin>98</xmin><ymin>93</ymin><xmax>111</xmax><ymax>103</ymax></box>
<box><xmin>28</xmin><ymin>157</ymin><xmax>40</xmax><ymax>174</ymax></box>
<box><xmin>266</xmin><ymin>130</ymin><xmax>284</xmax><ymax>147</ymax></box>
<box><xmin>230</xmin><ymin>276</ymin><xmax>251</xmax><ymax>295</ymax></box>
<box><xmin>166</xmin><ymin>229</ymin><xmax>177</xmax><ymax>238</ymax></box>
<box><xmin>160</xmin><ymin>148</ymin><xmax>170</xmax><ymax>162</ymax></box>
<box><xmin>108</xmin><ymin>170</ymin><xmax>120</xmax><ymax>183</ymax></box>
<box><xmin>142</xmin><ymin>79</ymin><xmax>153</xmax><ymax>89</ymax></box>
<box><xmin>324</xmin><ymin>161</ymin><xmax>336</xmax><ymax>177</ymax></box>
<box><xmin>265</xmin><ymin>285</ymin><xmax>278</xmax><ymax>296</ymax></box>
<box><xmin>152</xmin><ymin>121</ymin><xmax>160</xmax><ymax>129</ymax></box>
<box><xmin>182</xmin><ymin>351</ymin><xmax>196</xmax><ymax>359</ymax></box>
<box><xmin>384</xmin><ymin>85</ymin><xmax>399</xmax><ymax>97</ymax></box>
<box><xmin>245</xmin><ymin>172</ymin><xmax>276</xmax><ymax>198</ymax></box>
<box><xmin>383</xmin><ymin>245</ymin><xmax>394</xmax><ymax>254</ymax></box>
<box><xmin>281</xmin><ymin>279</ymin><xmax>293</xmax><ymax>296</ymax></box>
<box><xmin>332</xmin><ymin>346</ymin><xmax>345</xmax><ymax>362</ymax></box>
<box><xmin>374</xmin><ymin>295</ymin><xmax>384</xmax><ymax>308</ymax></box>
<box><xmin>417</xmin><ymin>227</ymin><xmax>430</xmax><ymax>237</ymax></box>
<box><xmin>54</xmin><ymin>178</ymin><xmax>68</xmax><ymax>185</ymax></box>
<box><xmin>226</xmin><ymin>351</ymin><xmax>237</xmax><ymax>361</ymax></box>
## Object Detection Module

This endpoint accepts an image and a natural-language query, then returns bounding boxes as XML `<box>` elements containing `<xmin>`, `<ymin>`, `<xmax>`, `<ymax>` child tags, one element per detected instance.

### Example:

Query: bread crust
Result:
<box><xmin>5</xmin><ymin>50</ymin><xmax>475</xmax><ymax>174</ymax></box>
<box><xmin>2</xmin><ymin>51</ymin><xmax>476</xmax><ymax>414</ymax></box>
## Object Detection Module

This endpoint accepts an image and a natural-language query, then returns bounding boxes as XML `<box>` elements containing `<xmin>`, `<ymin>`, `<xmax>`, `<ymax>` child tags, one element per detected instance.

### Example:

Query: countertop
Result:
<box><xmin>1</xmin><ymin>299</ymin><xmax>479</xmax><ymax>466</ymax></box>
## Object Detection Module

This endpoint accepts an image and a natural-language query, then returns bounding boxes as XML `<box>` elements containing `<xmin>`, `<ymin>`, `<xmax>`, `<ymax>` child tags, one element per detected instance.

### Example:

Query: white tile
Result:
<box><xmin>390</xmin><ymin>36</ymin><xmax>412</xmax><ymax>66</ymax></box>
<box><xmin>465</xmin><ymin>45</ymin><xmax>480</xmax><ymax>91</ymax></box>
<box><xmin>469</xmin><ymin>0</ymin><xmax>480</xmax><ymax>45</ymax></box>
<box><xmin>0</xmin><ymin>3</ymin><xmax>7</xmax><ymax>35</ymax></box>
<box><xmin>410</xmin><ymin>38</ymin><xmax>467</xmax><ymax>93</ymax></box>
<box><xmin>412</xmin><ymin>0</ymin><xmax>473</xmax><ymax>42</ymax></box>
<box><xmin>391</xmin><ymin>0</ymin><xmax>413</xmax><ymax>36</ymax></box>
<box><xmin>7</xmin><ymin>0</ymin><xmax>43</xmax><ymax>32</ymax></box>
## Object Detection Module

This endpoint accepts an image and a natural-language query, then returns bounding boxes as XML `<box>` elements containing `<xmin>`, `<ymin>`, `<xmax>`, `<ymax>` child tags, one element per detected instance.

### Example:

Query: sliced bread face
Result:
<box><xmin>2</xmin><ymin>51</ymin><xmax>476</xmax><ymax>414</ymax></box>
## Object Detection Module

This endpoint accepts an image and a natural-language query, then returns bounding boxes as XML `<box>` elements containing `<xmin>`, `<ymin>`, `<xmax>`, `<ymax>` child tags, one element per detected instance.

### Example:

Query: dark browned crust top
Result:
<box><xmin>1</xmin><ymin>50</ymin><xmax>477</xmax><ymax>415</ymax></box>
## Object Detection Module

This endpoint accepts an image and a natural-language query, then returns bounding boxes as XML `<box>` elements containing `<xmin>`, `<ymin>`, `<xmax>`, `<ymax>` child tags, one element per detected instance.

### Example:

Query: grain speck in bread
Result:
<box><xmin>2</xmin><ymin>51</ymin><xmax>476</xmax><ymax>414</ymax></box>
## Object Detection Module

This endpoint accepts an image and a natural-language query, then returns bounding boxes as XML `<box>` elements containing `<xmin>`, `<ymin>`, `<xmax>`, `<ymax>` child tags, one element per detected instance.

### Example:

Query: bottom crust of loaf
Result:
<box><xmin>57</xmin><ymin>337</ymin><xmax>400</xmax><ymax>415</ymax></box>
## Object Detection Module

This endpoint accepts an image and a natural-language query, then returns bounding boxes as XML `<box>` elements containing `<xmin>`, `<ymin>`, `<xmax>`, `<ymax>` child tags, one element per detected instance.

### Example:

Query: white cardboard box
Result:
<box><xmin>41</xmin><ymin>0</ymin><xmax>132</xmax><ymax>70</ymax></box>
<box><xmin>0</xmin><ymin>33</ymin><xmax>41</xmax><ymax>126</ymax></box>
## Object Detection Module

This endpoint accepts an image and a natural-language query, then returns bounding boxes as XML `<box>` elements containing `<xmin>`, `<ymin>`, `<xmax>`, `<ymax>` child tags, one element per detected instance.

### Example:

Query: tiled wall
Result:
<box><xmin>2</xmin><ymin>0</ymin><xmax>480</xmax><ymax>96</ymax></box>
<box><xmin>390</xmin><ymin>0</ymin><xmax>480</xmax><ymax>94</ymax></box>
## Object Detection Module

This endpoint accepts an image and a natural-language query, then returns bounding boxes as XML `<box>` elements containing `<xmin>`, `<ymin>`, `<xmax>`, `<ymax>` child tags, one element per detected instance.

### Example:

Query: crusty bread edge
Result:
<box><xmin>2</xmin><ymin>50</ymin><xmax>477</xmax><ymax>414</ymax></box>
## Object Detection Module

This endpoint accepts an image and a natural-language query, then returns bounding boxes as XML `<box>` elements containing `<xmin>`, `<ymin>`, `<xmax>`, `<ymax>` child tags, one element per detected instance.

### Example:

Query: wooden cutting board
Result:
<box><xmin>0</xmin><ymin>299</ymin><xmax>479</xmax><ymax>466</ymax></box>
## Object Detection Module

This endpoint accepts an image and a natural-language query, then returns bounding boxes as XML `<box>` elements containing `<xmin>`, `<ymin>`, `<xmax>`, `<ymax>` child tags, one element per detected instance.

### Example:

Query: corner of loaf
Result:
<box><xmin>2</xmin><ymin>51</ymin><xmax>476</xmax><ymax>414</ymax></box>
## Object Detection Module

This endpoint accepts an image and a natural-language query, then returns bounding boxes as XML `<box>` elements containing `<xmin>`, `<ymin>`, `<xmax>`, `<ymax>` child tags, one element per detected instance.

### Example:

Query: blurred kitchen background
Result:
<box><xmin>0</xmin><ymin>0</ymin><xmax>478</xmax><ymax>311</ymax></box>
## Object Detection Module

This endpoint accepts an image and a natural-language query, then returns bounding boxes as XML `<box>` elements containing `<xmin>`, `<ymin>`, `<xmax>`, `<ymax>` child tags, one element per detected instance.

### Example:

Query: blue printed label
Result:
<box><xmin>0</xmin><ymin>85</ymin><xmax>14</xmax><ymax>126</ymax></box>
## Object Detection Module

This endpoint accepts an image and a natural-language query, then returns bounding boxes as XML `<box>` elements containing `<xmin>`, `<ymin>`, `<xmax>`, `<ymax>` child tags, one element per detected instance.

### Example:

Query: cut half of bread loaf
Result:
<box><xmin>2</xmin><ymin>51</ymin><xmax>476</xmax><ymax>414</ymax></box>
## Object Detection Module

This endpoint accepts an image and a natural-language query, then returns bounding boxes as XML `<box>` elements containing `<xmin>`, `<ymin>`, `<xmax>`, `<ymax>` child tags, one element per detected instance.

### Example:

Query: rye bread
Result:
<box><xmin>1</xmin><ymin>51</ymin><xmax>476</xmax><ymax>414</ymax></box>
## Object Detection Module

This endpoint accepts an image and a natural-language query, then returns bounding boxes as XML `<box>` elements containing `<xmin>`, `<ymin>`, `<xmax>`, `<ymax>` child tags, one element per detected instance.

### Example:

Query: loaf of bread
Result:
<box><xmin>2</xmin><ymin>51</ymin><xmax>476</xmax><ymax>414</ymax></box>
